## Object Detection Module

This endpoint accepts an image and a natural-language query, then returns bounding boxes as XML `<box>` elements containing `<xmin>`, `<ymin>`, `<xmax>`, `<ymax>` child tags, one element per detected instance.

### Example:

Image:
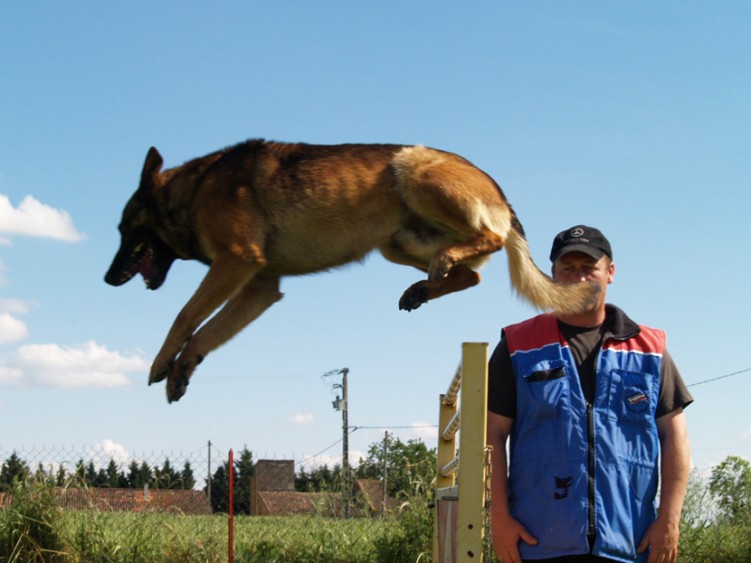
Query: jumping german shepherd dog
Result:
<box><xmin>105</xmin><ymin>140</ymin><xmax>595</xmax><ymax>403</ymax></box>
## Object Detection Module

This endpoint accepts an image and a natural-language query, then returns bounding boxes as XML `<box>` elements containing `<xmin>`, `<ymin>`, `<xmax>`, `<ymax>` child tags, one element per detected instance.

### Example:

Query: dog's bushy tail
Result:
<box><xmin>504</xmin><ymin>223</ymin><xmax>598</xmax><ymax>315</ymax></box>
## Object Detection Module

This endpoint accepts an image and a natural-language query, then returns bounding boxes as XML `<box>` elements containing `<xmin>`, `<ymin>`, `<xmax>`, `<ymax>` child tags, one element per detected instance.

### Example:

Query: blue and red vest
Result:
<box><xmin>504</xmin><ymin>309</ymin><xmax>665</xmax><ymax>562</ymax></box>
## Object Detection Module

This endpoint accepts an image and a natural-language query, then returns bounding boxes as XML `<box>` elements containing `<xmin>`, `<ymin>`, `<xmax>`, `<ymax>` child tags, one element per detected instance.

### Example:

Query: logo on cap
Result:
<box><xmin>570</xmin><ymin>227</ymin><xmax>584</xmax><ymax>238</ymax></box>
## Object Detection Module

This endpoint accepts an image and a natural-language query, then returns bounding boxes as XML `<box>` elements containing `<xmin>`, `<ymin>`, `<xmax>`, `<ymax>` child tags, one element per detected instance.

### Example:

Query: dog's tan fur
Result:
<box><xmin>105</xmin><ymin>140</ymin><xmax>595</xmax><ymax>402</ymax></box>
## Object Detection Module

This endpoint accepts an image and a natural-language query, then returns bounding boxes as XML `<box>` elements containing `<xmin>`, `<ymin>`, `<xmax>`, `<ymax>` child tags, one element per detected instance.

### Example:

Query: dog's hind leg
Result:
<box><xmin>164</xmin><ymin>276</ymin><xmax>282</xmax><ymax>403</ymax></box>
<box><xmin>398</xmin><ymin>264</ymin><xmax>481</xmax><ymax>311</ymax></box>
<box><xmin>389</xmin><ymin>229</ymin><xmax>505</xmax><ymax>311</ymax></box>
<box><xmin>425</xmin><ymin>230</ymin><xmax>504</xmax><ymax>282</ymax></box>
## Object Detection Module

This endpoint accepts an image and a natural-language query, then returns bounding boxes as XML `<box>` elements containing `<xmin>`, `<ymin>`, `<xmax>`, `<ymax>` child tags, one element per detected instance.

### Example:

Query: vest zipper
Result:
<box><xmin>587</xmin><ymin>401</ymin><xmax>596</xmax><ymax>540</ymax></box>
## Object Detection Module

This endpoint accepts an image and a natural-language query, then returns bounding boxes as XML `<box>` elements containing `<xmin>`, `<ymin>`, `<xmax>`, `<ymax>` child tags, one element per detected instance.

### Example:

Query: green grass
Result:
<box><xmin>0</xmin><ymin>480</ymin><xmax>433</xmax><ymax>563</ymax></box>
<box><xmin>2</xmin><ymin>479</ymin><xmax>750</xmax><ymax>562</ymax></box>
<box><xmin>56</xmin><ymin>512</ymin><xmax>428</xmax><ymax>563</ymax></box>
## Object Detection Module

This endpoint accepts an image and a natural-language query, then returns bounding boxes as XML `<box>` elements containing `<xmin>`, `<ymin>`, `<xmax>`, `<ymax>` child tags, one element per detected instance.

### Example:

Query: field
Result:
<box><xmin>0</xmin><ymin>481</ymin><xmax>434</xmax><ymax>562</ymax></box>
<box><xmin>58</xmin><ymin>512</ymin><xmax>422</xmax><ymax>562</ymax></box>
<box><xmin>2</xmin><ymin>477</ymin><xmax>751</xmax><ymax>562</ymax></box>
<box><xmin>5</xmin><ymin>509</ymin><xmax>751</xmax><ymax>563</ymax></box>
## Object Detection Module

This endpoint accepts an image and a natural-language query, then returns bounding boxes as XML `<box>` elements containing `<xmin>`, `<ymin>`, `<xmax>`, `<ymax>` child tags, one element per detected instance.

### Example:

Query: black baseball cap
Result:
<box><xmin>550</xmin><ymin>225</ymin><xmax>612</xmax><ymax>262</ymax></box>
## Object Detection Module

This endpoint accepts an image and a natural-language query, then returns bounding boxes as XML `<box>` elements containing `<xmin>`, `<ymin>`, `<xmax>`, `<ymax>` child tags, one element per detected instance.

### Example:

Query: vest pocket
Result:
<box><xmin>527</xmin><ymin>366</ymin><xmax>566</xmax><ymax>382</ymax></box>
<box><xmin>510</xmin><ymin>459</ymin><xmax>590</xmax><ymax>555</ymax></box>
<box><xmin>522</xmin><ymin>360</ymin><xmax>570</xmax><ymax>418</ymax></box>
<box><xmin>609</xmin><ymin>369</ymin><xmax>655</xmax><ymax>425</ymax></box>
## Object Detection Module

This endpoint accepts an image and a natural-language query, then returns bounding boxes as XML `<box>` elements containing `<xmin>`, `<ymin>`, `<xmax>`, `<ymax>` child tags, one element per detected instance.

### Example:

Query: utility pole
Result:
<box><xmin>342</xmin><ymin>367</ymin><xmax>349</xmax><ymax>518</ymax></box>
<box><xmin>326</xmin><ymin>367</ymin><xmax>350</xmax><ymax>518</ymax></box>
<box><xmin>207</xmin><ymin>440</ymin><xmax>212</xmax><ymax>509</ymax></box>
<box><xmin>382</xmin><ymin>430</ymin><xmax>389</xmax><ymax>516</ymax></box>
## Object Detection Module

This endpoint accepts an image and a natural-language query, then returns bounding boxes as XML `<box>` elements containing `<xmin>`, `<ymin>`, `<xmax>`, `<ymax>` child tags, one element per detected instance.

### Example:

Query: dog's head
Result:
<box><xmin>104</xmin><ymin>147</ymin><xmax>179</xmax><ymax>290</ymax></box>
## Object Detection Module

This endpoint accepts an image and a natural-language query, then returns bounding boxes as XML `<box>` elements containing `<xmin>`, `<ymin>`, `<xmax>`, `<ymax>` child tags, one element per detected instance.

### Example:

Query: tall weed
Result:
<box><xmin>0</xmin><ymin>478</ymin><xmax>67</xmax><ymax>562</ymax></box>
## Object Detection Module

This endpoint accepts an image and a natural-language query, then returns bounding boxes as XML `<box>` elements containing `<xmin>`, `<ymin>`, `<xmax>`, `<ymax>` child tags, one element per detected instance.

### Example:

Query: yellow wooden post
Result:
<box><xmin>455</xmin><ymin>342</ymin><xmax>488</xmax><ymax>562</ymax></box>
<box><xmin>433</xmin><ymin>344</ymin><xmax>489</xmax><ymax>563</ymax></box>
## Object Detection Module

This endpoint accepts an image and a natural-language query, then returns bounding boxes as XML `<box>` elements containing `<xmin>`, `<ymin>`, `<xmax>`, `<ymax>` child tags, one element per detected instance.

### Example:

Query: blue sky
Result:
<box><xmin>1</xmin><ymin>2</ymin><xmax>749</xmax><ymax>476</ymax></box>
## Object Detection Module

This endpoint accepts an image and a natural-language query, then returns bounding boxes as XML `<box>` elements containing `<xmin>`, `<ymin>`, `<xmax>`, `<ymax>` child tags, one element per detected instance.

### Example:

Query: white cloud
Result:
<box><xmin>407</xmin><ymin>422</ymin><xmax>438</xmax><ymax>442</ymax></box>
<box><xmin>0</xmin><ymin>341</ymin><xmax>149</xmax><ymax>388</ymax></box>
<box><xmin>89</xmin><ymin>439</ymin><xmax>131</xmax><ymax>469</ymax></box>
<box><xmin>0</xmin><ymin>194</ymin><xmax>85</xmax><ymax>242</ymax></box>
<box><xmin>0</xmin><ymin>313</ymin><xmax>29</xmax><ymax>344</ymax></box>
<box><xmin>348</xmin><ymin>450</ymin><xmax>366</xmax><ymax>467</ymax></box>
<box><xmin>0</xmin><ymin>299</ymin><xmax>31</xmax><ymax>314</ymax></box>
<box><xmin>0</xmin><ymin>364</ymin><xmax>23</xmax><ymax>385</ymax></box>
<box><xmin>0</xmin><ymin>300</ymin><xmax>32</xmax><ymax>344</ymax></box>
<box><xmin>288</xmin><ymin>412</ymin><xmax>315</xmax><ymax>425</ymax></box>
<box><xmin>303</xmin><ymin>453</ymin><xmax>339</xmax><ymax>469</ymax></box>
<box><xmin>300</xmin><ymin>449</ymin><xmax>366</xmax><ymax>470</ymax></box>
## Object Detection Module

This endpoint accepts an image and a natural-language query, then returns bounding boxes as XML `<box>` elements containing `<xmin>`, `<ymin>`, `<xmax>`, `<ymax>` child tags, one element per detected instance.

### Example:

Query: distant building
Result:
<box><xmin>250</xmin><ymin>459</ymin><xmax>396</xmax><ymax>517</ymax></box>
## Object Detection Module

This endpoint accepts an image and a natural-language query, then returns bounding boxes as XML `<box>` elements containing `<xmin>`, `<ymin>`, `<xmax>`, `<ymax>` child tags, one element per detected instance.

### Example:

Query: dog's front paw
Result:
<box><xmin>165</xmin><ymin>353</ymin><xmax>204</xmax><ymax>403</ymax></box>
<box><xmin>149</xmin><ymin>358</ymin><xmax>174</xmax><ymax>385</ymax></box>
<box><xmin>399</xmin><ymin>284</ymin><xmax>428</xmax><ymax>311</ymax></box>
<box><xmin>166</xmin><ymin>371</ymin><xmax>189</xmax><ymax>403</ymax></box>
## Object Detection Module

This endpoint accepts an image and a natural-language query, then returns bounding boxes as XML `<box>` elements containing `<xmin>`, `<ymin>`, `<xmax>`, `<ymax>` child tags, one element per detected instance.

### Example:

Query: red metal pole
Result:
<box><xmin>228</xmin><ymin>448</ymin><xmax>234</xmax><ymax>563</ymax></box>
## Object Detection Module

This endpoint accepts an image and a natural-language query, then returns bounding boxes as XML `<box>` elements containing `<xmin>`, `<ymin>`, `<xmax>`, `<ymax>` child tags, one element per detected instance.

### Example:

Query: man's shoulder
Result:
<box><xmin>604</xmin><ymin>304</ymin><xmax>667</xmax><ymax>351</ymax></box>
<box><xmin>504</xmin><ymin>312</ymin><xmax>557</xmax><ymax>333</ymax></box>
<box><xmin>604</xmin><ymin>304</ymin><xmax>643</xmax><ymax>338</ymax></box>
<box><xmin>503</xmin><ymin>313</ymin><xmax>560</xmax><ymax>353</ymax></box>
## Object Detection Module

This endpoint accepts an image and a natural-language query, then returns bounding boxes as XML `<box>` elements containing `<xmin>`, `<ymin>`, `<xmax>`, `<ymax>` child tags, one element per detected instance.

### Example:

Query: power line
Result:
<box><xmin>295</xmin><ymin>437</ymin><xmax>344</xmax><ymax>467</ymax></box>
<box><xmin>687</xmin><ymin>367</ymin><xmax>751</xmax><ymax>388</ymax></box>
<box><xmin>296</xmin><ymin>424</ymin><xmax>437</xmax><ymax>467</ymax></box>
<box><xmin>351</xmin><ymin>424</ymin><xmax>437</xmax><ymax>430</ymax></box>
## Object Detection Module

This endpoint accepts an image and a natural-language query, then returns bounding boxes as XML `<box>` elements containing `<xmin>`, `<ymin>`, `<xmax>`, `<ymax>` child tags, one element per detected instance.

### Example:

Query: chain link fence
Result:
<box><xmin>0</xmin><ymin>442</ymin><xmax>402</xmax><ymax>559</ymax></box>
<box><xmin>1</xmin><ymin>442</ymin><xmax>213</xmax><ymax>488</ymax></box>
<box><xmin>0</xmin><ymin>441</ymin><xmax>378</xmax><ymax>515</ymax></box>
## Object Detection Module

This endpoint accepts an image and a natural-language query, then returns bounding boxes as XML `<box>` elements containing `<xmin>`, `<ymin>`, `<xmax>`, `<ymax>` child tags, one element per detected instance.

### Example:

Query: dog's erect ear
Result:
<box><xmin>139</xmin><ymin>147</ymin><xmax>164</xmax><ymax>191</ymax></box>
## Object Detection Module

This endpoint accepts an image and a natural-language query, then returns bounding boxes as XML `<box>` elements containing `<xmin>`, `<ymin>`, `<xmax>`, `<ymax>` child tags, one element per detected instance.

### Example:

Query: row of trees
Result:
<box><xmin>3</xmin><ymin>443</ymin><xmax>750</xmax><ymax>525</ymax></box>
<box><xmin>0</xmin><ymin>453</ymin><xmax>196</xmax><ymax>491</ymax></box>
<box><xmin>5</xmin><ymin>442</ymin><xmax>750</xmax><ymax>521</ymax></box>
<box><xmin>1</xmin><ymin>436</ymin><xmax>437</xmax><ymax>514</ymax></box>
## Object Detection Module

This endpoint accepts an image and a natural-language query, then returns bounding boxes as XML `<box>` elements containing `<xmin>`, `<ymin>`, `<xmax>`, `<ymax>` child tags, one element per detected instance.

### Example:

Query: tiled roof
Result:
<box><xmin>54</xmin><ymin>488</ymin><xmax>211</xmax><ymax>515</ymax></box>
<box><xmin>257</xmin><ymin>491</ymin><xmax>313</xmax><ymax>515</ymax></box>
<box><xmin>356</xmin><ymin>479</ymin><xmax>398</xmax><ymax>513</ymax></box>
<box><xmin>253</xmin><ymin>481</ymin><xmax>397</xmax><ymax>517</ymax></box>
<box><xmin>256</xmin><ymin>491</ymin><xmax>340</xmax><ymax>517</ymax></box>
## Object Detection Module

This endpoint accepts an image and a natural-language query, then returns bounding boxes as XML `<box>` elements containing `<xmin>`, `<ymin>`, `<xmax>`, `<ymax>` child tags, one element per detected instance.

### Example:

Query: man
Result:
<box><xmin>487</xmin><ymin>225</ymin><xmax>692</xmax><ymax>563</ymax></box>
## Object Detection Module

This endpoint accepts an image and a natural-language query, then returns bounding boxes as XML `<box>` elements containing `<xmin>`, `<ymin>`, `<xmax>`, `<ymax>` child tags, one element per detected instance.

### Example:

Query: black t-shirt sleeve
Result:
<box><xmin>487</xmin><ymin>336</ymin><xmax>517</xmax><ymax>418</ymax></box>
<box><xmin>656</xmin><ymin>348</ymin><xmax>694</xmax><ymax>417</ymax></box>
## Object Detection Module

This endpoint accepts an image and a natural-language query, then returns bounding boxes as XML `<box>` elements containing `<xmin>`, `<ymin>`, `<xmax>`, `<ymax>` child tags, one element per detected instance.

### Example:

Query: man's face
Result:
<box><xmin>552</xmin><ymin>252</ymin><xmax>614</xmax><ymax>310</ymax></box>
